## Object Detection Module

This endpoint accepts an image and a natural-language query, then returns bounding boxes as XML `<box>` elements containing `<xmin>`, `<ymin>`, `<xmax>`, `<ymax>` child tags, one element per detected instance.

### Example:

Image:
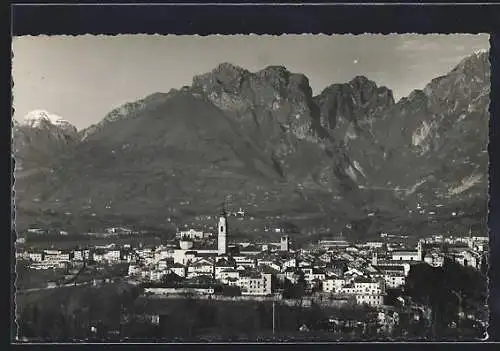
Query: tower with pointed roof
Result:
<box><xmin>218</xmin><ymin>202</ymin><xmax>228</xmax><ymax>255</ymax></box>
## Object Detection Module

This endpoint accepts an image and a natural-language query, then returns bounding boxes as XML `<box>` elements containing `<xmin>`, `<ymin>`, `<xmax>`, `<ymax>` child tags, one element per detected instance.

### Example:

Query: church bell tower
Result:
<box><xmin>218</xmin><ymin>204</ymin><xmax>228</xmax><ymax>255</ymax></box>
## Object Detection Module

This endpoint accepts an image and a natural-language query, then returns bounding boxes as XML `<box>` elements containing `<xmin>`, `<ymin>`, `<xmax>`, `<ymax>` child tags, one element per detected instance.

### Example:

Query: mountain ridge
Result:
<box><xmin>12</xmin><ymin>51</ymin><xmax>490</xmax><ymax>238</ymax></box>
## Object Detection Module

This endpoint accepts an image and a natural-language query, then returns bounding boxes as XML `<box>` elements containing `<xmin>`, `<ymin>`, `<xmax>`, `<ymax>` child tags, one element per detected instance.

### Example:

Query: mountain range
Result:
<box><xmin>12</xmin><ymin>50</ymin><xmax>490</xmax><ymax>240</ymax></box>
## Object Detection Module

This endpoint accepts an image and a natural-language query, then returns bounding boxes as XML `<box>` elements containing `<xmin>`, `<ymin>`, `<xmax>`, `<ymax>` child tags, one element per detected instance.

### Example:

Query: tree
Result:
<box><xmin>404</xmin><ymin>260</ymin><xmax>487</xmax><ymax>339</ymax></box>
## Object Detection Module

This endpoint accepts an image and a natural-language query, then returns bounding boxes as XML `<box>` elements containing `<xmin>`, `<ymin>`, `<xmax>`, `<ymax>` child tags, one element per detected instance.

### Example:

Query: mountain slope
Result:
<box><xmin>12</xmin><ymin>51</ymin><xmax>490</xmax><ymax>237</ymax></box>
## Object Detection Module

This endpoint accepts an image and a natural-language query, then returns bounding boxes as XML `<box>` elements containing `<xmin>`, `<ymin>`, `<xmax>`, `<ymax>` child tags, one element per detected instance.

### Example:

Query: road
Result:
<box><xmin>17</xmin><ymin>281</ymin><xmax>92</xmax><ymax>294</ymax></box>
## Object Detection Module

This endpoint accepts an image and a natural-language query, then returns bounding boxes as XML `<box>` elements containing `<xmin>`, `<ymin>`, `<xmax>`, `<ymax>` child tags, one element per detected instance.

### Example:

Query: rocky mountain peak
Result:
<box><xmin>314</xmin><ymin>76</ymin><xmax>395</xmax><ymax>131</ymax></box>
<box><xmin>80</xmin><ymin>92</ymin><xmax>172</xmax><ymax>141</ymax></box>
<box><xmin>423</xmin><ymin>51</ymin><xmax>490</xmax><ymax>113</ymax></box>
<box><xmin>13</xmin><ymin>51</ymin><xmax>490</xmax><ymax>238</ymax></box>
<box><xmin>192</xmin><ymin>63</ymin><xmax>320</xmax><ymax>143</ymax></box>
<box><xmin>21</xmin><ymin>110</ymin><xmax>77</xmax><ymax>135</ymax></box>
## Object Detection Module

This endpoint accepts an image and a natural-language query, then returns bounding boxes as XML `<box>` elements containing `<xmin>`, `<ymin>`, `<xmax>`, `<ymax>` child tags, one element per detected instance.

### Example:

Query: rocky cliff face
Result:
<box><xmin>191</xmin><ymin>63</ymin><xmax>335</xmax><ymax>184</ymax></box>
<box><xmin>12</xmin><ymin>51</ymin><xmax>490</xmax><ymax>237</ymax></box>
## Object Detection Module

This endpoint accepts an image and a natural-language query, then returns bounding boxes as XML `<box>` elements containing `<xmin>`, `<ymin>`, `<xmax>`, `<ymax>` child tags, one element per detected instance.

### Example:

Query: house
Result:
<box><xmin>338</xmin><ymin>284</ymin><xmax>357</xmax><ymax>295</ymax></box>
<box><xmin>392</xmin><ymin>242</ymin><xmax>423</xmax><ymax>262</ymax></box>
<box><xmin>352</xmin><ymin>277</ymin><xmax>386</xmax><ymax>307</ymax></box>
<box><xmin>28</xmin><ymin>251</ymin><xmax>44</xmax><ymax>262</ymax></box>
<box><xmin>345</xmin><ymin>246</ymin><xmax>359</xmax><ymax>254</ymax></box>
<box><xmin>187</xmin><ymin>260</ymin><xmax>215</xmax><ymax>279</ymax></box>
<box><xmin>282</xmin><ymin>267</ymin><xmax>303</xmax><ymax>284</ymax></box>
<box><xmin>128</xmin><ymin>264</ymin><xmax>142</xmax><ymax>276</ymax></box>
<box><xmin>43</xmin><ymin>251</ymin><xmax>72</xmax><ymax>264</ymax></box>
<box><xmin>365</xmin><ymin>242</ymin><xmax>384</xmax><ymax>249</ymax></box>
<box><xmin>73</xmin><ymin>250</ymin><xmax>83</xmax><ymax>261</ymax></box>
<box><xmin>226</xmin><ymin>277</ymin><xmax>239</xmax><ymax>287</ymax></box>
<box><xmin>305</xmin><ymin>269</ymin><xmax>326</xmax><ymax>285</ymax></box>
<box><xmin>373</xmin><ymin>262</ymin><xmax>411</xmax><ymax>277</ymax></box>
<box><xmin>215</xmin><ymin>258</ymin><xmax>236</xmax><ymax>276</ymax></box>
<box><xmin>455</xmin><ymin>250</ymin><xmax>482</xmax><ymax>270</ymax></box>
<box><xmin>183</xmin><ymin>251</ymin><xmax>198</xmax><ymax>265</ymax></box>
<box><xmin>391</xmin><ymin>250</ymin><xmax>420</xmax><ymax>262</ymax></box>
<box><xmin>216</xmin><ymin>268</ymin><xmax>240</xmax><ymax>284</ymax></box>
<box><xmin>157</xmin><ymin>259</ymin><xmax>170</xmax><ymax>271</ymax></box>
<box><xmin>233</xmin><ymin>255</ymin><xmax>256</xmax><ymax>268</ymax></box>
<box><xmin>150</xmin><ymin>270</ymin><xmax>164</xmax><ymax>282</ymax></box>
<box><xmin>155</xmin><ymin>249</ymin><xmax>171</xmax><ymax>261</ymax></box>
<box><xmin>356</xmin><ymin>293</ymin><xmax>384</xmax><ymax>307</ymax></box>
<box><xmin>323</xmin><ymin>278</ymin><xmax>346</xmax><ymax>293</ymax></box>
<box><xmin>257</xmin><ymin>260</ymin><xmax>281</xmax><ymax>272</ymax></box>
<box><xmin>238</xmin><ymin>272</ymin><xmax>273</xmax><ymax>296</ymax></box>
<box><xmin>92</xmin><ymin>250</ymin><xmax>105</xmax><ymax>263</ymax></box>
<box><xmin>343</xmin><ymin>268</ymin><xmax>364</xmax><ymax>282</ymax></box>
<box><xmin>318</xmin><ymin>253</ymin><xmax>332</xmax><ymax>263</ymax></box>
<box><xmin>104</xmin><ymin>250</ymin><xmax>121</xmax><ymax>262</ymax></box>
<box><xmin>384</xmin><ymin>273</ymin><xmax>406</xmax><ymax>289</ymax></box>
<box><xmin>353</xmin><ymin>277</ymin><xmax>385</xmax><ymax>295</ymax></box>
<box><xmin>176</xmin><ymin>229</ymin><xmax>204</xmax><ymax>240</ymax></box>
<box><xmin>169</xmin><ymin>262</ymin><xmax>187</xmax><ymax>278</ymax></box>
<box><xmin>339</xmin><ymin>253</ymin><xmax>355</xmax><ymax>261</ymax></box>
<box><xmin>300</xmin><ymin>267</ymin><xmax>313</xmax><ymax>277</ymax></box>
<box><xmin>282</xmin><ymin>258</ymin><xmax>298</xmax><ymax>269</ymax></box>
<box><xmin>236</xmin><ymin>265</ymin><xmax>248</xmax><ymax>271</ymax></box>
<box><xmin>298</xmin><ymin>259</ymin><xmax>313</xmax><ymax>268</ymax></box>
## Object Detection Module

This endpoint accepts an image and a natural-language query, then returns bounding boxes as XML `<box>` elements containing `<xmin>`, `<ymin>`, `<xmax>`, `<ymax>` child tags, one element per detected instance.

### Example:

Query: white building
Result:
<box><xmin>215</xmin><ymin>260</ymin><xmax>235</xmax><ymax>276</ymax></box>
<box><xmin>391</xmin><ymin>241</ymin><xmax>423</xmax><ymax>262</ymax></box>
<box><xmin>218</xmin><ymin>207</ymin><xmax>228</xmax><ymax>256</ymax></box>
<box><xmin>239</xmin><ymin>272</ymin><xmax>273</xmax><ymax>296</ymax></box>
<box><xmin>323</xmin><ymin>278</ymin><xmax>346</xmax><ymax>293</ymax></box>
<box><xmin>354</xmin><ymin>278</ymin><xmax>385</xmax><ymax>295</ymax></box>
<box><xmin>280</xmin><ymin>235</ymin><xmax>289</xmax><ymax>251</ymax></box>
<box><xmin>128</xmin><ymin>264</ymin><xmax>142</xmax><ymax>276</ymax></box>
<box><xmin>356</xmin><ymin>294</ymin><xmax>384</xmax><ymax>307</ymax></box>
<box><xmin>28</xmin><ymin>252</ymin><xmax>44</xmax><ymax>262</ymax></box>
<box><xmin>283</xmin><ymin>258</ymin><xmax>297</xmax><ymax>269</ymax></box>
<box><xmin>44</xmin><ymin>251</ymin><xmax>71</xmax><ymax>264</ymax></box>
<box><xmin>216</xmin><ymin>268</ymin><xmax>240</xmax><ymax>284</ymax></box>
<box><xmin>233</xmin><ymin>256</ymin><xmax>256</xmax><ymax>268</ymax></box>
<box><xmin>353</xmin><ymin>278</ymin><xmax>386</xmax><ymax>307</ymax></box>
<box><xmin>187</xmin><ymin>259</ymin><xmax>215</xmax><ymax>278</ymax></box>
<box><xmin>365</xmin><ymin>242</ymin><xmax>384</xmax><ymax>249</ymax></box>
<box><xmin>456</xmin><ymin>250</ymin><xmax>482</xmax><ymax>270</ymax></box>
<box><xmin>150</xmin><ymin>270</ymin><xmax>164</xmax><ymax>282</ymax></box>
<box><xmin>170</xmin><ymin>263</ymin><xmax>187</xmax><ymax>278</ymax></box>
<box><xmin>157</xmin><ymin>259</ymin><xmax>169</xmax><ymax>271</ymax></box>
<box><xmin>73</xmin><ymin>251</ymin><xmax>83</xmax><ymax>261</ymax></box>
<box><xmin>104</xmin><ymin>250</ymin><xmax>121</xmax><ymax>262</ymax></box>
<box><xmin>176</xmin><ymin>229</ymin><xmax>204</xmax><ymax>240</ymax></box>
<box><xmin>424</xmin><ymin>252</ymin><xmax>445</xmax><ymax>267</ymax></box>
<box><xmin>384</xmin><ymin>273</ymin><xmax>406</xmax><ymax>289</ymax></box>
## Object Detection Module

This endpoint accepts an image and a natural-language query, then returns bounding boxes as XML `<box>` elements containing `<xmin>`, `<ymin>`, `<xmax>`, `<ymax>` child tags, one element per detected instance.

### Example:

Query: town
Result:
<box><xmin>16</xmin><ymin>206</ymin><xmax>489</xmax><ymax>341</ymax></box>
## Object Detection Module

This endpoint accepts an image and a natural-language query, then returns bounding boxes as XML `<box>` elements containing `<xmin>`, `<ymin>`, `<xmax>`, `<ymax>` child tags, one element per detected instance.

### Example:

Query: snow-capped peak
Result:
<box><xmin>22</xmin><ymin>110</ymin><xmax>76</xmax><ymax>132</ymax></box>
<box><xmin>473</xmin><ymin>48</ymin><xmax>488</xmax><ymax>56</ymax></box>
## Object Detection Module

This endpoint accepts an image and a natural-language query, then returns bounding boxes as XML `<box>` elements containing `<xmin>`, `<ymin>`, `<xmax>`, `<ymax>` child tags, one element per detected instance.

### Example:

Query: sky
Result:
<box><xmin>12</xmin><ymin>34</ymin><xmax>489</xmax><ymax>130</ymax></box>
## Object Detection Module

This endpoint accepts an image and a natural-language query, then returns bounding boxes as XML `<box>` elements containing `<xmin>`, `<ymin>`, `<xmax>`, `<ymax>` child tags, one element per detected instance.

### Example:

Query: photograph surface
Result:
<box><xmin>12</xmin><ymin>34</ymin><xmax>490</xmax><ymax>342</ymax></box>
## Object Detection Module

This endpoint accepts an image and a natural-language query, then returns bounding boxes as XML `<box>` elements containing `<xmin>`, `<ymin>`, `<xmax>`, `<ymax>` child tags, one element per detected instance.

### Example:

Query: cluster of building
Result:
<box><xmin>17</xmin><ymin>206</ymin><xmax>488</xmax><ymax>309</ymax></box>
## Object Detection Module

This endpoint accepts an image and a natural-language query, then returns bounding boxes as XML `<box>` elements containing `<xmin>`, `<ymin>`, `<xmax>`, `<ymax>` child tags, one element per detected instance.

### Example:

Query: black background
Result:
<box><xmin>7</xmin><ymin>1</ymin><xmax>500</xmax><ymax>347</ymax></box>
